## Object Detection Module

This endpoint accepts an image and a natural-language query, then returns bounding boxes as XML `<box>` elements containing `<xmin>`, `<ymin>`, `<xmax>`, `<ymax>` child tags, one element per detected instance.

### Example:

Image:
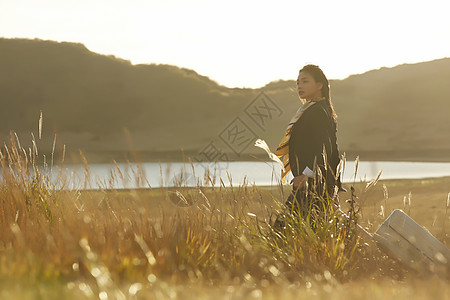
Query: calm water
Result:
<box><xmin>53</xmin><ymin>160</ymin><xmax>450</xmax><ymax>189</ymax></box>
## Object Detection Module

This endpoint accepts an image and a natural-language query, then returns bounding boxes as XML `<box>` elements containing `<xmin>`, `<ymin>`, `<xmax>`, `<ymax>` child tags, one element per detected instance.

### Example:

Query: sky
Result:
<box><xmin>1</xmin><ymin>0</ymin><xmax>450</xmax><ymax>88</ymax></box>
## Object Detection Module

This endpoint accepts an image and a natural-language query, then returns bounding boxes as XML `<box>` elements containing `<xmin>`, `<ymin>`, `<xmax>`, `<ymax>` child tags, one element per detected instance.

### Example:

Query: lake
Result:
<box><xmin>53</xmin><ymin>160</ymin><xmax>450</xmax><ymax>190</ymax></box>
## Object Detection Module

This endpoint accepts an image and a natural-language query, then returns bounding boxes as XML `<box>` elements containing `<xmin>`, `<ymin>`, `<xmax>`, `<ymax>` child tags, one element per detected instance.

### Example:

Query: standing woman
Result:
<box><xmin>261</xmin><ymin>64</ymin><xmax>343</xmax><ymax>223</ymax></box>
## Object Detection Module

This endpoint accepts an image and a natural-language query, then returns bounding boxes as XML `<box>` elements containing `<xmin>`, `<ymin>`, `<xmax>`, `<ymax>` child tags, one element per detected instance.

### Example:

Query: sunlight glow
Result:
<box><xmin>1</xmin><ymin>0</ymin><xmax>449</xmax><ymax>87</ymax></box>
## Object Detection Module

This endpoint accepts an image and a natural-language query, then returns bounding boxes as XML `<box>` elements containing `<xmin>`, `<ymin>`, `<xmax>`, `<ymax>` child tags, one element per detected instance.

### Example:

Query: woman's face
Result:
<box><xmin>296</xmin><ymin>71</ymin><xmax>323</xmax><ymax>100</ymax></box>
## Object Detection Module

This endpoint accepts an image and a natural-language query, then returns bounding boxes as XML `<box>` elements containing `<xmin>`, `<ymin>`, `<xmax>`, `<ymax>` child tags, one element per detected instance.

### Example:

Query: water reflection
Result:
<box><xmin>49</xmin><ymin>160</ymin><xmax>450</xmax><ymax>189</ymax></box>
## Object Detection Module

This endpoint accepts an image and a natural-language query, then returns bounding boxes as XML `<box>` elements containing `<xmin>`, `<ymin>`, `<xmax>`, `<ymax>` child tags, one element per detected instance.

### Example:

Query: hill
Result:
<box><xmin>332</xmin><ymin>58</ymin><xmax>450</xmax><ymax>161</ymax></box>
<box><xmin>1</xmin><ymin>38</ymin><xmax>450</xmax><ymax>163</ymax></box>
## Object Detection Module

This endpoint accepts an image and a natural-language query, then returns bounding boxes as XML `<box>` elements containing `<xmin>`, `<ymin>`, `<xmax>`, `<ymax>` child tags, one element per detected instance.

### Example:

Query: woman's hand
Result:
<box><xmin>290</xmin><ymin>175</ymin><xmax>307</xmax><ymax>189</ymax></box>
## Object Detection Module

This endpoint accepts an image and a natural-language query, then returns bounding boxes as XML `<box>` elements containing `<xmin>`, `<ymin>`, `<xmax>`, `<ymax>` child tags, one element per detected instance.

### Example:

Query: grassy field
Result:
<box><xmin>0</xmin><ymin>137</ymin><xmax>449</xmax><ymax>299</ymax></box>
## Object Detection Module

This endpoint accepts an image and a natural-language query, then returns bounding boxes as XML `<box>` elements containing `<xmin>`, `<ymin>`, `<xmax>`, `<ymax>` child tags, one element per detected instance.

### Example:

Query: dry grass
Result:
<box><xmin>0</xmin><ymin>133</ymin><xmax>449</xmax><ymax>299</ymax></box>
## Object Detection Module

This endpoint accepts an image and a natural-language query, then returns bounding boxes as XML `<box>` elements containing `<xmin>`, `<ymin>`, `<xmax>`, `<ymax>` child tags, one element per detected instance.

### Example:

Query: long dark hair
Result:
<box><xmin>299</xmin><ymin>64</ymin><xmax>337</xmax><ymax>121</ymax></box>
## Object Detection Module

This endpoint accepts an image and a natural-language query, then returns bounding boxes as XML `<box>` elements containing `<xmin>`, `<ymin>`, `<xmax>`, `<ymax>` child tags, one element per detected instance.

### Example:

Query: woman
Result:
<box><xmin>258</xmin><ymin>64</ymin><xmax>343</xmax><ymax>223</ymax></box>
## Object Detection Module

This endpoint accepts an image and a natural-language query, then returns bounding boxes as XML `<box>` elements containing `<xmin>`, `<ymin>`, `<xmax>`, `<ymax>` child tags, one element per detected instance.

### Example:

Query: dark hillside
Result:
<box><xmin>1</xmin><ymin>38</ymin><xmax>449</xmax><ymax>162</ymax></box>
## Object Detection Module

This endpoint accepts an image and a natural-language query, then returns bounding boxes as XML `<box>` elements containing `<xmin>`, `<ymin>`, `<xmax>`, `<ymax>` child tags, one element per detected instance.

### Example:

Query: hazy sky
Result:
<box><xmin>1</xmin><ymin>0</ymin><xmax>449</xmax><ymax>88</ymax></box>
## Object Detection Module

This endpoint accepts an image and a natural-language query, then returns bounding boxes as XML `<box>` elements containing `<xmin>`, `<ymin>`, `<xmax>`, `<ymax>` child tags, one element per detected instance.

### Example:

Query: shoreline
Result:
<box><xmin>61</xmin><ymin>149</ymin><xmax>450</xmax><ymax>164</ymax></box>
<box><xmin>78</xmin><ymin>175</ymin><xmax>450</xmax><ymax>193</ymax></box>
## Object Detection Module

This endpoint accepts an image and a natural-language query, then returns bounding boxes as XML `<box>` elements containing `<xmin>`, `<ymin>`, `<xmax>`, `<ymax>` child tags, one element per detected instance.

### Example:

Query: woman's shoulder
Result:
<box><xmin>303</xmin><ymin>100</ymin><xmax>328</xmax><ymax>117</ymax></box>
<box><xmin>292</xmin><ymin>102</ymin><xmax>324</xmax><ymax>130</ymax></box>
<box><xmin>298</xmin><ymin>101</ymin><xmax>336</xmax><ymax>129</ymax></box>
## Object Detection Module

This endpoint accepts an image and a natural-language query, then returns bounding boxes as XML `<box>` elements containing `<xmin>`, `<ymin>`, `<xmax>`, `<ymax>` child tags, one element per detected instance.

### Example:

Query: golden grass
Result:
<box><xmin>0</xmin><ymin>133</ymin><xmax>449</xmax><ymax>299</ymax></box>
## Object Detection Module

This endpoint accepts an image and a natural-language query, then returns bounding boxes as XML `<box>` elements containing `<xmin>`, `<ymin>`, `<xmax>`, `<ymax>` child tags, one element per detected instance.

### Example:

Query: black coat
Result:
<box><xmin>288</xmin><ymin>100</ymin><xmax>341</xmax><ymax>188</ymax></box>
